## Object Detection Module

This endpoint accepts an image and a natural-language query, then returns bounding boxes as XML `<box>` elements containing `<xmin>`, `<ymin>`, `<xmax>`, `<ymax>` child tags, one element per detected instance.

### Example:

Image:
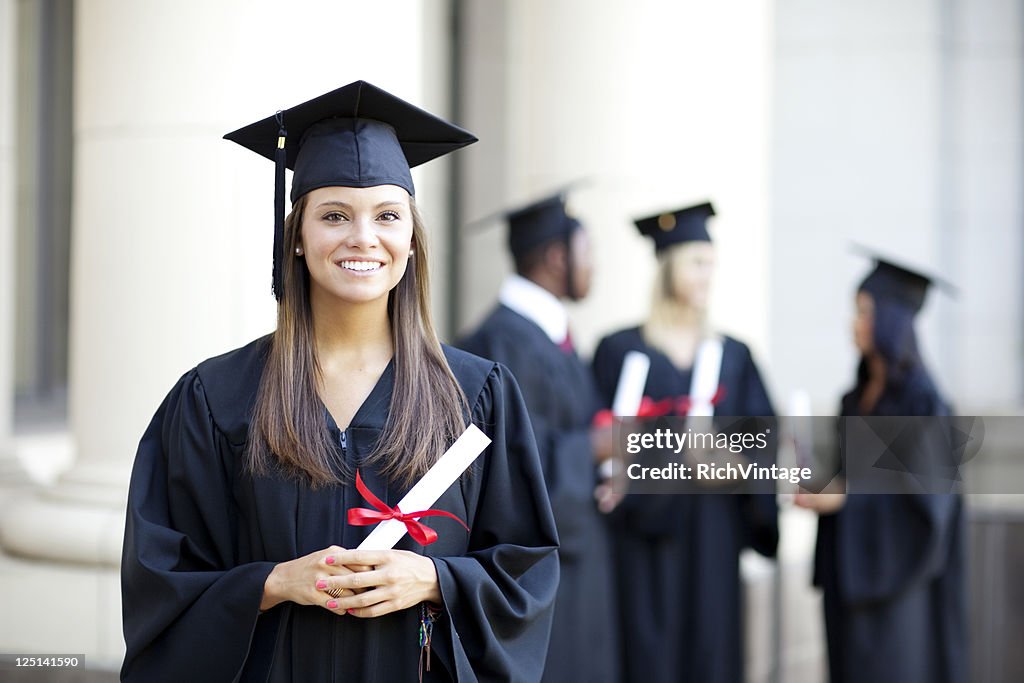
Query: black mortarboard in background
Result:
<box><xmin>852</xmin><ymin>246</ymin><xmax>956</xmax><ymax>314</ymax></box>
<box><xmin>634</xmin><ymin>201</ymin><xmax>715</xmax><ymax>252</ymax></box>
<box><xmin>506</xmin><ymin>192</ymin><xmax>582</xmax><ymax>260</ymax></box>
<box><xmin>223</xmin><ymin>80</ymin><xmax>477</xmax><ymax>299</ymax></box>
<box><xmin>858</xmin><ymin>260</ymin><xmax>932</xmax><ymax>313</ymax></box>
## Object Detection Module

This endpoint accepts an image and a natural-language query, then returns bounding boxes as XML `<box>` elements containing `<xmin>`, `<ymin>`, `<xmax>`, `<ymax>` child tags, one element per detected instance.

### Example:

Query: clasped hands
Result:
<box><xmin>261</xmin><ymin>545</ymin><xmax>442</xmax><ymax>618</ymax></box>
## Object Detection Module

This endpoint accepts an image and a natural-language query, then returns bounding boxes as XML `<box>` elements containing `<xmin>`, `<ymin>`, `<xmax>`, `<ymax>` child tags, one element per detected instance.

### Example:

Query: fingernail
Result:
<box><xmin>325</xmin><ymin>556</ymin><xmax>335</xmax><ymax>565</ymax></box>
<box><xmin>327</xmin><ymin>600</ymin><xmax>338</xmax><ymax>609</ymax></box>
<box><xmin>347</xmin><ymin>609</ymin><xmax>355</xmax><ymax>615</ymax></box>
<box><xmin>316</xmin><ymin>580</ymin><xmax>327</xmax><ymax>590</ymax></box>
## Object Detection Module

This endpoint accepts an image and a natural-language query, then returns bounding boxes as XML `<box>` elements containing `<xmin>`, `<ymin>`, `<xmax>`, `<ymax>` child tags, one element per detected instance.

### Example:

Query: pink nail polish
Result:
<box><xmin>316</xmin><ymin>580</ymin><xmax>327</xmax><ymax>590</ymax></box>
<box><xmin>347</xmin><ymin>609</ymin><xmax>355</xmax><ymax>615</ymax></box>
<box><xmin>327</xmin><ymin>600</ymin><xmax>338</xmax><ymax>609</ymax></box>
<box><xmin>325</xmin><ymin>556</ymin><xmax>335</xmax><ymax>565</ymax></box>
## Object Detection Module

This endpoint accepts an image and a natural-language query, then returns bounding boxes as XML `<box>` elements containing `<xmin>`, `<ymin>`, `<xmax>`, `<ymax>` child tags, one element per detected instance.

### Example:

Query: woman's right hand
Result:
<box><xmin>260</xmin><ymin>545</ymin><xmax>370</xmax><ymax>612</ymax></box>
<box><xmin>793</xmin><ymin>485</ymin><xmax>847</xmax><ymax>515</ymax></box>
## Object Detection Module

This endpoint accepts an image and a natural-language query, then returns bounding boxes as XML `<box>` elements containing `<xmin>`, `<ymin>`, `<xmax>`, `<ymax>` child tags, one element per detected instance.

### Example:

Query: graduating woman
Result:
<box><xmin>120</xmin><ymin>81</ymin><xmax>559</xmax><ymax>682</ymax></box>
<box><xmin>796</xmin><ymin>255</ymin><xmax>967</xmax><ymax>683</ymax></box>
<box><xmin>591</xmin><ymin>202</ymin><xmax>778</xmax><ymax>683</ymax></box>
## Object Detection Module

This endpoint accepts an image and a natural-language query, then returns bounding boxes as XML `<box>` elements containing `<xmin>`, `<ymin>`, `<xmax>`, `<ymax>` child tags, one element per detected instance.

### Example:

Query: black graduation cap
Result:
<box><xmin>223</xmin><ymin>80</ymin><xmax>477</xmax><ymax>299</ymax></box>
<box><xmin>634</xmin><ymin>201</ymin><xmax>715</xmax><ymax>252</ymax></box>
<box><xmin>505</xmin><ymin>191</ymin><xmax>582</xmax><ymax>260</ymax></box>
<box><xmin>853</xmin><ymin>246</ymin><xmax>956</xmax><ymax>313</ymax></box>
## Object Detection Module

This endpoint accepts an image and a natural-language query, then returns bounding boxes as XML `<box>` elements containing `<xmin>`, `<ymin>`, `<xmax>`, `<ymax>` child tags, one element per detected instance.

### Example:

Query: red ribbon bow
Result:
<box><xmin>591</xmin><ymin>386</ymin><xmax>728</xmax><ymax>428</ymax></box>
<box><xmin>346</xmin><ymin>470</ymin><xmax>470</xmax><ymax>546</ymax></box>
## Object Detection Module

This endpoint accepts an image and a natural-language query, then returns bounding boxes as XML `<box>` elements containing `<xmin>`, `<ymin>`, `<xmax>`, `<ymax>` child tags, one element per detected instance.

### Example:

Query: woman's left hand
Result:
<box><xmin>321</xmin><ymin>549</ymin><xmax>442</xmax><ymax>618</ymax></box>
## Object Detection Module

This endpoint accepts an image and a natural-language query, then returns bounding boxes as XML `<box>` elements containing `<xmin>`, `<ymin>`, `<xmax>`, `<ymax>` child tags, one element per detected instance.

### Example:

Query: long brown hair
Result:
<box><xmin>246</xmin><ymin>194</ymin><xmax>468</xmax><ymax>488</ymax></box>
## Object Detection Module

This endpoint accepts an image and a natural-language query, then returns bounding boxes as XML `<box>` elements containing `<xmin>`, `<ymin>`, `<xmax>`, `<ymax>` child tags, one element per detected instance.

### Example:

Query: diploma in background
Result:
<box><xmin>356</xmin><ymin>424</ymin><xmax>492</xmax><ymax>551</ymax></box>
<box><xmin>612</xmin><ymin>351</ymin><xmax>651</xmax><ymax>417</ymax></box>
<box><xmin>602</xmin><ymin>351</ymin><xmax>651</xmax><ymax>478</ymax></box>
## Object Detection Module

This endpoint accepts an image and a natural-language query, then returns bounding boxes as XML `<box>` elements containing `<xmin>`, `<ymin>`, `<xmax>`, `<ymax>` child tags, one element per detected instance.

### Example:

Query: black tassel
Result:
<box><xmin>272</xmin><ymin>110</ymin><xmax>287</xmax><ymax>300</ymax></box>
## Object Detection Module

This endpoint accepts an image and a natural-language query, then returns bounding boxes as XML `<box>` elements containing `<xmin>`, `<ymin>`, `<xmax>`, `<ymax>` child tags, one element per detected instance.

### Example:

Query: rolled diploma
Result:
<box><xmin>356</xmin><ymin>423</ymin><xmax>492</xmax><ymax>550</ymax></box>
<box><xmin>612</xmin><ymin>351</ymin><xmax>651</xmax><ymax>417</ymax></box>
<box><xmin>787</xmin><ymin>389</ymin><xmax>813</xmax><ymax>471</ymax></box>
<box><xmin>602</xmin><ymin>351</ymin><xmax>651</xmax><ymax>478</ymax></box>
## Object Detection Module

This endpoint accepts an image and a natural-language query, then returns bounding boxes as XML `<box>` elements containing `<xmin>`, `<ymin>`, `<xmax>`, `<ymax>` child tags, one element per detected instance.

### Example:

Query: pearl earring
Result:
<box><xmin>295</xmin><ymin>247</ymin><xmax>303</xmax><ymax>256</ymax></box>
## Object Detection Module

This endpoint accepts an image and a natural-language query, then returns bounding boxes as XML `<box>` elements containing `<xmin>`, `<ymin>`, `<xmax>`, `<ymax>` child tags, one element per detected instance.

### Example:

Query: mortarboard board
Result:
<box><xmin>633</xmin><ymin>201</ymin><xmax>716</xmax><ymax>252</ymax></box>
<box><xmin>466</xmin><ymin>180</ymin><xmax>591</xmax><ymax>258</ymax></box>
<box><xmin>852</xmin><ymin>245</ymin><xmax>957</xmax><ymax>313</ymax></box>
<box><xmin>223</xmin><ymin>80</ymin><xmax>477</xmax><ymax>299</ymax></box>
<box><xmin>464</xmin><ymin>181</ymin><xmax>590</xmax><ymax>299</ymax></box>
<box><xmin>505</xmin><ymin>191</ymin><xmax>582</xmax><ymax>260</ymax></box>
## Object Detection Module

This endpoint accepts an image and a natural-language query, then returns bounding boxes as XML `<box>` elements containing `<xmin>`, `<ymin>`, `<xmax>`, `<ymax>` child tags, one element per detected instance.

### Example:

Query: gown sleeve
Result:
<box><xmin>522</xmin><ymin>413</ymin><xmax>596</xmax><ymax>561</ymax></box>
<box><xmin>591</xmin><ymin>336</ymin><xmax>622</xmax><ymax>409</ymax></box>
<box><xmin>120</xmin><ymin>370</ymin><xmax>277</xmax><ymax>682</ymax></box>
<box><xmin>731</xmin><ymin>343</ymin><xmax>780</xmax><ymax>558</ymax></box>
<box><xmin>461</xmin><ymin>326</ymin><xmax>595</xmax><ymax>561</ymax></box>
<box><xmin>430</xmin><ymin>363</ymin><xmax>561</xmax><ymax>683</ymax></box>
<box><xmin>834</xmin><ymin>494</ymin><xmax>961</xmax><ymax>605</ymax></box>
<box><xmin>835</xmin><ymin>383</ymin><xmax>961</xmax><ymax>606</ymax></box>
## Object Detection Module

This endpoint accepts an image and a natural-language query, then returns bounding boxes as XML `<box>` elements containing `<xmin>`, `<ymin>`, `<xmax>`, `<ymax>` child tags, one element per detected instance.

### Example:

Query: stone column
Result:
<box><xmin>458</xmin><ymin>0</ymin><xmax>775</xmax><ymax>358</ymax></box>
<box><xmin>0</xmin><ymin>0</ymin><xmax>22</xmax><ymax>487</ymax></box>
<box><xmin>1</xmin><ymin>0</ymin><xmax>440</xmax><ymax>560</ymax></box>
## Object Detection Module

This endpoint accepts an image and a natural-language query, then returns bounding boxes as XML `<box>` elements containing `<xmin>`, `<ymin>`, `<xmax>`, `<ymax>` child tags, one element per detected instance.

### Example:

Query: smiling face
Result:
<box><xmin>297</xmin><ymin>185</ymin><xmax>414</xmax><ymax>307</ymax></box>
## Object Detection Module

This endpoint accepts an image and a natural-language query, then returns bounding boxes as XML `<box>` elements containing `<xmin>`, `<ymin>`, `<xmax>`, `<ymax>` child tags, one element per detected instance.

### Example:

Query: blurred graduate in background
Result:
<box><xmin>457</xmin><ymin>190</ymin><xmax>619</xmax><ymax>683</ymax></box>
<box><xmin>592</xmin><ymin>202</ymin><xmax>779</xmax><ymax>683</ymax></box>
<box><xmin>796</xmin><ymin>254</ymin><xmax>967</xmax><ymax>683</ymax></box>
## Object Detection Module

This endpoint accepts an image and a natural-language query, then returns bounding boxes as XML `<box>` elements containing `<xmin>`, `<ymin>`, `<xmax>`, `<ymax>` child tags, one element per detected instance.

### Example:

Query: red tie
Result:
<box><xmin>558</xmin><ymin>329</ymin><xmax>575</xmax><ymax>354</ymax></box>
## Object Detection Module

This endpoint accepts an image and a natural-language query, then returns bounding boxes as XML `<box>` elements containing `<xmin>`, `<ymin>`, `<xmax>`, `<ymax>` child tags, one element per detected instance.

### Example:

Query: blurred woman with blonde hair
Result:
<box><xmin>592</xmin><ymin>201</ymin><xmax>778</xmax><ymax>683</ymax></box>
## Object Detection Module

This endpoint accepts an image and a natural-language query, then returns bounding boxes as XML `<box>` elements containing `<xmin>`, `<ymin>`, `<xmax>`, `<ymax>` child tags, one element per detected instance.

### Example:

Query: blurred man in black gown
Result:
<box><xmin>459</xmin><ymin>189</ymin><xmax>618</xmax><ymax>683</ymax></box>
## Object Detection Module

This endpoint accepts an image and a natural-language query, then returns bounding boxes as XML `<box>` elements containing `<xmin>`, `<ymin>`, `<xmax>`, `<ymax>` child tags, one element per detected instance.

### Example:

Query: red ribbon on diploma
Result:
<box><xmin>346</xmin><ymin>469</ymin><xmax>470</xmax><ymax>546</ymax></box>
<box><xmin>591</xmin><ymin>386</ymin><xmax>728</xmax><ymax>428</ymax></box>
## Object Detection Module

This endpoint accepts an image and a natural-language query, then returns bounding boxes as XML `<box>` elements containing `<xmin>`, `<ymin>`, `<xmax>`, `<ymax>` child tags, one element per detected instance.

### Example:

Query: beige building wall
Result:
<box><xmin>456</xmin><ymin>0</ymin><xmax>775</xmax><ymax>367</ymax></box>
<box><xmin>771</xmin><ymin>0</ymin><xmax>1023</xmax><ymax>414</ymax></box>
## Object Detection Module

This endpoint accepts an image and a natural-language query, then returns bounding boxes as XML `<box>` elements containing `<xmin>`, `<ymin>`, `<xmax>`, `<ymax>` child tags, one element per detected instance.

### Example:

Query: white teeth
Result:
<box><xmin>339</xmin><ymin>260</ymin><xmax>383</xmax><ymax>272</ymax></box>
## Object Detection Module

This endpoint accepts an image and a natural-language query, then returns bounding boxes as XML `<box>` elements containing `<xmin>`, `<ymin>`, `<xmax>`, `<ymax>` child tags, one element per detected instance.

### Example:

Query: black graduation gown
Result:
<box><xmin>121</xmin><ymin>335</ymin><xmax>560</xmax><ymax>682</ymax></box>
<box><xmin>458</xmin><ymin>305</ymin><xmax>619</xmax><ymax>683</ymax></box>
<box><xmin>813</xmin><ymin>368</ymin><xmax>968</xmax><ymax>683</ymax></box>
<box><xmin>591</xmin><ymin>326</ymin><xmax>779</xmax><ymax>683</ymax></box>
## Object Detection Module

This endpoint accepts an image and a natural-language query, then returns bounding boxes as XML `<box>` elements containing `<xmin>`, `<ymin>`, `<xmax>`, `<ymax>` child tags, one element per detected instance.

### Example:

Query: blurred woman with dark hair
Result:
<box><xmin>797</xmin><ymin>256</ymin><xmax>967</xmax><ymax>683</ymax></box>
